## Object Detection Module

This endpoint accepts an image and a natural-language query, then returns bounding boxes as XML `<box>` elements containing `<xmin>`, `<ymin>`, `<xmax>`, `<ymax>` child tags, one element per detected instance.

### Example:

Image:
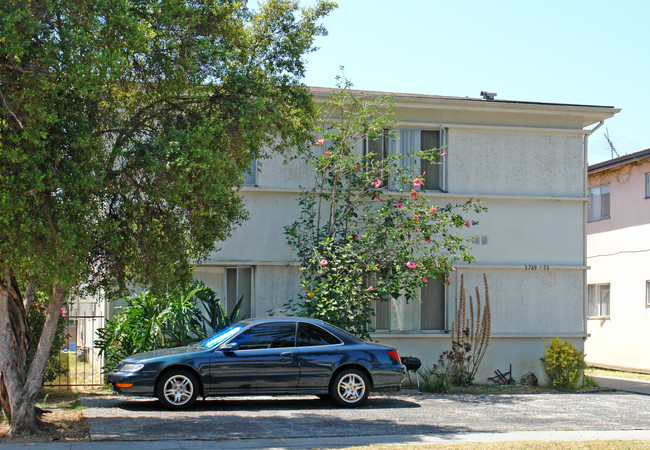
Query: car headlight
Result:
<box><xmin>120</xmin><ymin>363</ymin><xmax>144</xmax><ymax>372</ymax></box>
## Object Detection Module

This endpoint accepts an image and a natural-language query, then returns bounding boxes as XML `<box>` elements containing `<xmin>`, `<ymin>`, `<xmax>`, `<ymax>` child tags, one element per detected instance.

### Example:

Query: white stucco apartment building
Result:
<box><xmin>193</xmin><ymin>88</ymin><xmax>619</xmax><ymax>382</ymax></box>
<box><xmin>586</xmin><ymin>149</ymin><xmax>650</xmax><ymax>373</ymax></box>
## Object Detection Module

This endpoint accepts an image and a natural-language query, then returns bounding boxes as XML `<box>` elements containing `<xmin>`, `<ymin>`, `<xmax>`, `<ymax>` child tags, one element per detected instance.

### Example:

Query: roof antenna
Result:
<box><xmin>604</xmin><ymin>128</ymin><xmax>620</xmax><ymax>159</ymax></box>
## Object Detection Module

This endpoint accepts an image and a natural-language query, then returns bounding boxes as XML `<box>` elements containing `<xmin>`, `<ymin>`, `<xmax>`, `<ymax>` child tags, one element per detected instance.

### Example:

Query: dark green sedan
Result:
<box><xmin>107</xmin><ymin>317</ymin><xmax>406</xmax><ymax>409</ymax></box>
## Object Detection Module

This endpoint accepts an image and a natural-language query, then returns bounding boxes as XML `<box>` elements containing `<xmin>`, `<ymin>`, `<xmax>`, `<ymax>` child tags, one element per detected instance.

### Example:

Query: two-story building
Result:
<box><xmin>586</xmin><ymin>149</ymin><xmax>650</xmax><ymax>373</ymax></box>
<box><xmin>192</xmin><ymin>87</ymin><xmax>618</xmax><ymax>382</ymax></box>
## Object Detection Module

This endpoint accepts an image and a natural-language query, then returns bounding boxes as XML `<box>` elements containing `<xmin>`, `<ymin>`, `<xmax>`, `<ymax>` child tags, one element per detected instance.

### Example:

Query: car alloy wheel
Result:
<box><xmin>331</xmin><ymin>369</ymin><xmax>369</xmax><ymax>407</ymax></box>
<box><xmin>157</xmin><ymin>369</ymin><xmax>198</xmax><ymax>409</ymax></box>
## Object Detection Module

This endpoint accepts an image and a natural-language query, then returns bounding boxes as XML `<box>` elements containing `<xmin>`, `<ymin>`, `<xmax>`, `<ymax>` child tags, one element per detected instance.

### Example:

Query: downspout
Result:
<box><xmin>582</xmin><ymin>120</ymin><xmax>604</xmax><ymax>338</ymax></box>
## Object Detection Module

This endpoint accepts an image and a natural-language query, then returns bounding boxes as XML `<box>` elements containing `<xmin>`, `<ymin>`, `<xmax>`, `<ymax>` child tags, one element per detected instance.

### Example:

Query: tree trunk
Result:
<box><xmin>0</xmin><ymin>267</ymin><xmax>29</xmax><ymax>423</ymax></box>
<box><xmin>0</xmin><ymin>269</ymin><xmax>66</xmax><ymax>435</ymax></box>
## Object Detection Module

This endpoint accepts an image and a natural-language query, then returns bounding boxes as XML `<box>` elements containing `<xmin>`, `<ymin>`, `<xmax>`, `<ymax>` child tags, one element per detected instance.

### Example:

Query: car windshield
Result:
<box><xmin>199</xmin><ymin>324</ymin><xmax>246</xmax><ymax>349</ymax></box>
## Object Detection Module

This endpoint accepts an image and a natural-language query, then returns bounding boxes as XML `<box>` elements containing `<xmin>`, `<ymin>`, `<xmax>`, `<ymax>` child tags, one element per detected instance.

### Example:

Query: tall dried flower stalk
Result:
<box><xmin>452</xmin><ymin>273</ymin><xmax>491</xmax><ymax>379</ymax></box>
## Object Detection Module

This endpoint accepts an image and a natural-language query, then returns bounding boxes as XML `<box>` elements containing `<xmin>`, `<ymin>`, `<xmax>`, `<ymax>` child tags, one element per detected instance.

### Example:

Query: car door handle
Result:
<box><xmin>280</xmin><ymin>352</ymin><xmax>293</xmax><ymax>357</ymax></box>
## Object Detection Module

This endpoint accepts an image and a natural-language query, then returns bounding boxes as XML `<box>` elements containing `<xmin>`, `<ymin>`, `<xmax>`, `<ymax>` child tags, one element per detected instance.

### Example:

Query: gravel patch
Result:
<box><xmin>80</xmin><ymin>391</ymin><xmax>650</xmax><ymax>442</ymax></box>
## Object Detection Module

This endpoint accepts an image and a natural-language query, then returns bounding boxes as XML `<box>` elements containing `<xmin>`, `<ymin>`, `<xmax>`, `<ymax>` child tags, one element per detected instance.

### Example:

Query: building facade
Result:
<box><xmin>586</xmin><ymin>149</ymin><xmax>650</xmax><ymax>373</ymax></box>
<box><xmin>194</xmin><ymin>88</ymin><xmax>618</xmax><ymax>382</ymax></box>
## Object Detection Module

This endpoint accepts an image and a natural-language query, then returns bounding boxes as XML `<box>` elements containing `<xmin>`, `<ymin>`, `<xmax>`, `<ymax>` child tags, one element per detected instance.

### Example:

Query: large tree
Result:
<box><xmin>0</xmin><ymin>0</ymin><xmax>335</xmax><ymax>434</ymax></box>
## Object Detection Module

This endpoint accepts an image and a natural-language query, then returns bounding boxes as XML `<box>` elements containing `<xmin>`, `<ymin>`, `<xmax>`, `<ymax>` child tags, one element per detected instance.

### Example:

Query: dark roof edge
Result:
<box><xmin>588</xmin><ymin>148</ymin><xmax>650</xmax><ymax>174</ymax></box>
<box><xmin>308</xmin><ymin>86</ymin><xmax>617</xmax><ymax>110</ymax></box>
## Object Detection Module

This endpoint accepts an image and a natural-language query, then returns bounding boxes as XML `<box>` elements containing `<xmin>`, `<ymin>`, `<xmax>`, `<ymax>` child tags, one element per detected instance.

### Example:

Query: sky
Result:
<box><xmin>300</xmin><ymin>0</ymin><xmax>649</xmax><ymax>165</ymax></box>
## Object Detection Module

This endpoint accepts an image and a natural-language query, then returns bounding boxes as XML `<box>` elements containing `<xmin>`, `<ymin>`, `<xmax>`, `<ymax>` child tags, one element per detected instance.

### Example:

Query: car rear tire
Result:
<box><xmin>330</xmin><ymin>369</ymin><xmax>369</xmax><ymax>407</ymax></box>
<box><xmin>156</xmin><ymin>369</ymin><xmax>199</xmax><ymax>409</ymax></box>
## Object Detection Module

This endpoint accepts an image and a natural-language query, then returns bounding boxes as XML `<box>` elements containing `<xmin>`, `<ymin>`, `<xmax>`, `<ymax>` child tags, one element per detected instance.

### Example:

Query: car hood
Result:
<box><xmin>124</xmin><ymin>345</ymin><xmax>207</xmax><ymax>363</ymax></box>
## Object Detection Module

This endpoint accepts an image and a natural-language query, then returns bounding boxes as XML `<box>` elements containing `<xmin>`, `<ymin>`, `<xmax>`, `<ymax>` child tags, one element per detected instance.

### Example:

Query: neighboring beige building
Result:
<box><xmin>195</xmin><ymin>88</ymin><xmax>619</xmax><ymax>382</ymax></box>
<box><xmin>586</xmin><ymin>149</ymin><xmax>650</xmax><ymax>373</ymax></box>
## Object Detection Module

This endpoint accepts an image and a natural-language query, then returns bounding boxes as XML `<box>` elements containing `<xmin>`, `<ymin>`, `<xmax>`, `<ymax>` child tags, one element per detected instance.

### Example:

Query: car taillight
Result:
<box><xmin>388</xmin><ymin>349</ymin><xmax>401</xmax><ymax>364</ymax></box>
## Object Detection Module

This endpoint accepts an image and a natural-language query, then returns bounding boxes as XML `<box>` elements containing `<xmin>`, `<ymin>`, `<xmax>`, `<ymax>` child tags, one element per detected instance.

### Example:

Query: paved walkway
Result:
<box><xmin>590</xmin><ymin>375</ymin><xmax>650</xmax><ymax>395</ymax></box>
<box><xmin>2</xmin><ymin>430</ymin><xmax>650</xmax><ymax>449</ymax></box>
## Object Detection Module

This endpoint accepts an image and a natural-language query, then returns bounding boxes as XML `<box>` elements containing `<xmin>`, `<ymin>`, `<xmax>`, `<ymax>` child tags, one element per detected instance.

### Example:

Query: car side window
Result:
<box><xmin>297</xmin><ymin>323</ymin><xmax>342</xmax><ymax>347</ymax></box>
<box><xmin>230</xmin><ymin>323</ymin><xmax>296</xmax><ymax>350</ymax></box>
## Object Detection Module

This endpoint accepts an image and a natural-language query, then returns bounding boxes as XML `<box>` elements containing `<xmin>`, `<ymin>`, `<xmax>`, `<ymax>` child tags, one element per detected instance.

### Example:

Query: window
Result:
<box><xmin>297</xmin><ymin>322</ymin><xmax>342</xmax><ymax>346</ymax></box>
<box><xmin>373</xmin><ymin>278</ymin><xmax>445</xmax><ymax>332</ymax></box>
<box><xmin>646</xmin><ymin>281</ymin><xmax>650</xmax><ymax>308</ymax></box>
<box><xmin>230</xmin><ymin>322</ymin><xmax>296</xmax><ymax>350</ymax></box>
<box><xmin>243</xmin><ymin>159</ymin><xmax>257</xmax><ymax>186</ymax></box>
<box><xmin>588</xmin><ymin>284</ymin><xmax>610</xmax><ymax>318</ymax></box>
<box><xmin>646</xmin><ymin>173</ymin><xmax>650</xmax><ymax>198</ymax></box>
<box><xmin>364</xmin><ymin>128</ymin><xmax>444</xmax><ymax>191</ymax></box>
<box><xmin>194</xmin><ymin>266</ymin><xmax>253</xmax><ymax>319</ymax></box>
<box><xmin>588</xmin><ymin>184</ymin><xmax>610</xmax><ymax>222</ymax></box>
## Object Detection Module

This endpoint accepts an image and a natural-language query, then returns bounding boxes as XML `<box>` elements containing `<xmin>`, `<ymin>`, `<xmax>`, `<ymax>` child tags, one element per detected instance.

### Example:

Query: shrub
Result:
<box><xmin>540</xmin><ymin>337</ymin><xmax>586</xmax><ymax>390</ymax></box>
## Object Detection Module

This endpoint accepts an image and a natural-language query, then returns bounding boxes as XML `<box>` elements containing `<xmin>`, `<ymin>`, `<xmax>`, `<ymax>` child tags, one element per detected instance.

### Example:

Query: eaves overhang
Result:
<box><xmin>588</xmin><ymin>148</ymin><xmax>650</xmax><ymax>174</ymax></box>
<box><xmin>309</xmin><ymin>86</ymin><xmax>620</xmax><ymax>129</ymax></box>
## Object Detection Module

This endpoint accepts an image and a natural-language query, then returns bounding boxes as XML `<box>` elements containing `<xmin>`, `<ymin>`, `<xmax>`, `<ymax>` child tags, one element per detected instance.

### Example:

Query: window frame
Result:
<box><xmin>646</xmin><ymin>281</ymin><xmax>650</xmax><ymax>308</ymax></box>
<box><xmin>587</xmin><ymin>283</ymin><xmax>611</xmax><ymax>319</ymax></box>
<box><xmin>371</xmin><ymin>279</ymin><xmax>447</xmax><ymax>333</ymax></box>
<box><xmin>646</xmin><ymin>173</ymin><xmax>650</xmax><ymax>199</ymax></box>
<box><xmin>587</xmin><ymin>184</ymin><xmax>610</xmax><ymax>222</ymax></box>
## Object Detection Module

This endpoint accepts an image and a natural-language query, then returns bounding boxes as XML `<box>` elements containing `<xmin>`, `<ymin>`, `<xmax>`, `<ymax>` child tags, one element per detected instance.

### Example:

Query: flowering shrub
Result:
<box><xmin>284</xmin><ymin>77</ymin><xmax>485</xmax><ymax>339</ymax></box>
<box><xmin>540</xmin><ymin>337</ymin><xmax>586</xmax><ymax>389</ymax></box>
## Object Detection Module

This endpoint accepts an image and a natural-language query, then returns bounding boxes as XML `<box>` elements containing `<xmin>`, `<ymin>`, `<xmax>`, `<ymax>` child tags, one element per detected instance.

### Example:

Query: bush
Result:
<box><xmin>540</xmin><ymin>337</ymin><xmax>586</xmax><ymax>390</ymax></box>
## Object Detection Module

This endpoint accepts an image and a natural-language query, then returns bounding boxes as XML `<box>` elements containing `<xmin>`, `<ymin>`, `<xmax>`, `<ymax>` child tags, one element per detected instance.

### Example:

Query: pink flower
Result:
<box><xmin>319</xmin><ymin>259</ymin><xmax>328</xmax><ymax>266</ymax></box>
<box><xmin>315</xmin><ymin>139</ymin><xmax>325</xmax><ymax>146</ymax></box>
<box><xmin>397</xmin><ymin>202</ymin><xmax>403</xmax><ymax>209</ymax></box>
<box><xmin>410</xmin><ymin>190</ymin><xmax>418</xmax><ymax>199</ymax></box>
<box><xmin>441</xmin><ymin>152</ymin><xmax>447</xmax><ymax>157</ymax></box>
<box><xmin>452</xmin><ymin>267</ymin><xmax>457</xmax><ymax>272</ymax></box>
<box><xmin>382</xmin><ymin>229</ymin><xmax>387</xmax><ymax>233</ymax></box>
<box><xmin>424</xmin><ymin>236</ymin><xmax>431</xmax><ymax>243</ymax></box>
<box><xmin>355</xmin><ymin>165</ymin><xmax>360</xmax><ymax>172</ymax></box>
<box><xmin>353</xmin><ymin>235</ymin><xmax>359</xmax><ymax>241</ymax></box>
<box><xmin>367</xmin><ymin>286</ymin><xmax>374</xmax><ymax>291</ymax></box>
<box><xmin>446</xmin><ymin>277</ymin><xmax>451</xmax><ymax>284</ymax></box>
<box><xmin>465</xmin><ymin>220</ymin><xmax>471</xmax><ymax>228</ymax></box>
<box><xmin>413</xmin><ymin>178</ymin><xmax>422</xmax><ymax>188</ymax></box>
<box><xmin>414</xmin><ymin>214</ymin><xmax>420</xmax><ymax>221</ymax></box>
<box><xmin>374</xmin><ymin>193</ymin><xmax>382</xmax><ymax>201</ymax></box>
<box><xmin>418</xmin><ymin>298</ymin><xmax>422</xmax><ymax>304</ymax></box>
<box><xmin>423</xmin><ymin>277</ymin><xmax>428</xmax><ymax>283</ymax></box>
<box><xmin>374</xmin><ymin>179</ymin><xmax>382</xmax><ymax>189</ymax></box>
<box><xmin>406</xmin><ymin>261</ymin><xmax>417</xmax><ymax>269</ymax></box>
<box><xmin>430</xmin><ymin>206</ymin><xmax>437</xmax><ymax>214</ymax></box>
<box><xmin>324</xmin><ymin>151</ymin><xmax>331</xmax><ymax>157</ymax></box>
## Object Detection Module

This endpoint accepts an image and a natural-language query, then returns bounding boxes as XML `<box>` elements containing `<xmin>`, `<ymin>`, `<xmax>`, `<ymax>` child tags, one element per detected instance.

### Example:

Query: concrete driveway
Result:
<box><xmin>590</xmin><ymin>375</ymin><xmax>650</xmax><ymax>395</ymax></box>
<box><xmin>80</xmin><ymin>391</ymin><xmax>650</xmax><ymax>444</ymax></box>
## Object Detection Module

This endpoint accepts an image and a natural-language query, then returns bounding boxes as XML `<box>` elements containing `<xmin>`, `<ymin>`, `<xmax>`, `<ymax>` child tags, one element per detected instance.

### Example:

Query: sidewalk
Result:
<box><xmin>2</xmin><ymin>430</ymin><xmax>650</xmax><ymax>449</ymax></box>
<box><xmin>590</xmin><ymin>375</ymin><xmax>650</xmax><ymax>395</ymax></box>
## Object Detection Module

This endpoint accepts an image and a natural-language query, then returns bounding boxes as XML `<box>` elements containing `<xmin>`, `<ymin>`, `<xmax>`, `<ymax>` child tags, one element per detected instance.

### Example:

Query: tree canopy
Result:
<box><xmin>0</xmin><ymin>0</ymin><xmax>335</xmax><ymax>434</ymax></box>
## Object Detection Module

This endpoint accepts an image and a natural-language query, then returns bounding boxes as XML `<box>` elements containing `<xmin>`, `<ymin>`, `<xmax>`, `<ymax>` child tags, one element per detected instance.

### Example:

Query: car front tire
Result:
<box><xmin>156</xmin><ymin>369</ymin><xmax>199</xmax><ymax>409</ymax></box>
<box><xmin>330</xmin><ymin>369</ymin><xmax>369</xmax><ymax>407</ymax></box>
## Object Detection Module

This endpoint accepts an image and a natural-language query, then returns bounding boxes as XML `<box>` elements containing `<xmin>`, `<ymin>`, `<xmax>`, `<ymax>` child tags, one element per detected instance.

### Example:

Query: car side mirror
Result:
<box><xmin>221</xmin><ymin>342</ymin><xmax>239</xmax><ymax>353</ymax></box>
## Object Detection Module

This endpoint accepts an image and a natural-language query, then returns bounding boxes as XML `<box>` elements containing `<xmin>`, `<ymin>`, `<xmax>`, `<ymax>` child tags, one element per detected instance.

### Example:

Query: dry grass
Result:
<box><xmin>0</xmin><ymin>389</ymin><xmax>90</xmax><ymax>443</ymax></box>
<box><xmin>586</xmin><ymin>367</ymin><xmax>650</xmax><ymax>382</ymax></box>
<box><xmin>338</xmin><ymin>441</ymin><xmax>650</xmax><ymax>449</ymax></box>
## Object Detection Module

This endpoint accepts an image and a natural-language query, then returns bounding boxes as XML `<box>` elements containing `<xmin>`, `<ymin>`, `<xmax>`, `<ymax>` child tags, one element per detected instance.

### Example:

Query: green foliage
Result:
<box><xmin>284</xmin><ymin>77</ymin><xmax>485</xmax><ymax>339</ymax></box>
<box><xmin>26</xmin><ymin>293</ymin><xmax>68</xmax><ymax>383</ymax></box>
<box><xmin>540</xmin><ymin>337</ymin><xmax>586</xmax><ymax>390</ymax></box>
<box><xmin>96</xmin><ymin>282</ymin><xmax>240</xmax><ymax>374</ymax></box>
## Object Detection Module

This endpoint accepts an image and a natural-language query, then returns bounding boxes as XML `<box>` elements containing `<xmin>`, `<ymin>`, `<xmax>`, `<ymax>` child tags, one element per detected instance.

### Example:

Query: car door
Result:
<box><xmin>208</xmin><ymin>322</ymin><xmax>299</xmax><ymax>392</ymax></box>
<box><xmin>294</xmin><ymin>322</ymin><xmax>345</xmax><ymax>389</ymax></box>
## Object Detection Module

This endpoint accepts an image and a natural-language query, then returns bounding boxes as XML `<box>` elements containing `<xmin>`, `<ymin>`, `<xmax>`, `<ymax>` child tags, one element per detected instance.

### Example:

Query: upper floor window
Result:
<box><xmin>646</xmin><ymin>173</ymin><xmax>650</xmax><ymax>198</ymax></box>
<box><xmin>364</xmin><ymin>128</ymin><xmax>444</xmax><ymax>191</ymax></box>
<box><xmin>588</xmin><ymin>283</ymin><xmax>610</xmax><ymax>318</ymax></box>
<box><xmin>646</xmin><ymin>281</ymin><xmax>650</xmax><ymax>308</ymax></box>
<box><xmin>587</xmin><ymin>184</ymin><xmax>610</xmax><ymax>222</ymax></box>
<box><xmin>243</xmin><ymin>159</ymin><xmax>257</xmax><ymax>186</ymax></box>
